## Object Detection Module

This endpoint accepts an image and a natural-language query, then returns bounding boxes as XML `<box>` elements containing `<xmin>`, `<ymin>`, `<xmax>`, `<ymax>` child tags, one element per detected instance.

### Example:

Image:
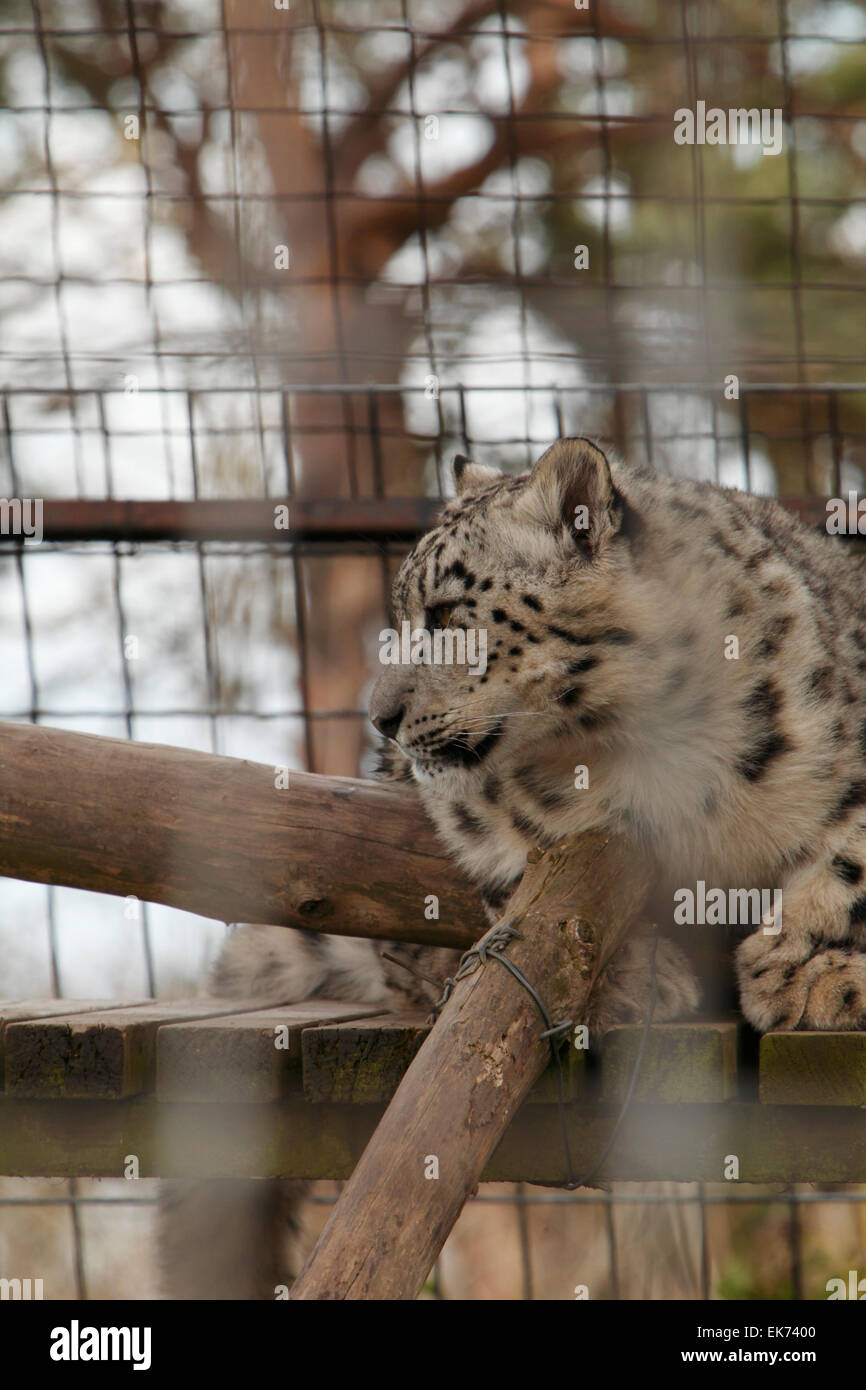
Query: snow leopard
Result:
<box><xmin>161</xmin><ymin>437</ymin><xmax>866</xmax><ymax>1298</ymax></box>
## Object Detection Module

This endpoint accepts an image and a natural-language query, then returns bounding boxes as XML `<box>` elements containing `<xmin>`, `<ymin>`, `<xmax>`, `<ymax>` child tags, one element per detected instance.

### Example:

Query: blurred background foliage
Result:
<box><xmin>2</xmin><ymin>0</ymin><xmax>865</xmax><ymax>772</ymax></box>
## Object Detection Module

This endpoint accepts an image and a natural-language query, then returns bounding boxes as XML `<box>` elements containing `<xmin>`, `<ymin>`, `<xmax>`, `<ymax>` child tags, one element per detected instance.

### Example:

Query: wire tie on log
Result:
<box><xmin>428</xmin><ymin>919</ymin><xmax>661</xmax><ymax>1192</ymax></box>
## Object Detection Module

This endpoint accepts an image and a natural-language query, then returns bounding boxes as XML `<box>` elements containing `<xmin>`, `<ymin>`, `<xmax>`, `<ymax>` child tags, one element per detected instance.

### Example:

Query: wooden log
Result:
<box><xmin>0</xmin><ymin>496</ymin><xmax>844</xmax><ymax>547</ymax></box>
<box><xmin>290</xmin><ymin>828</ymin><xmax>652</xmax><ymax>1301</ymax></box>
<box><xmin>0</xmin><ymin>719</ymin><xmax>484</xmax><ymax>948</ymax></box>
<box><xmin>0</xmin><ymin>497</ymin><xmax>442</xmax><ymax>545</ymax></box>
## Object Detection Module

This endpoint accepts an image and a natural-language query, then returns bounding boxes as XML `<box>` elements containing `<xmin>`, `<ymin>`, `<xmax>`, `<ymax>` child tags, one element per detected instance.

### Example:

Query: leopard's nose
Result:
<box><xmin>370</xmin><ymin>700</ymin><xmax>405</xmax><ymax>741</ymax></box>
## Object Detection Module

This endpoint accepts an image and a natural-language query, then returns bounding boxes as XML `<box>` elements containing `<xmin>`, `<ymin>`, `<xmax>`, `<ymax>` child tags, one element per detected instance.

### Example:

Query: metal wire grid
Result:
<box><xmin>2</xmin><ymin>380</ymin><xmax>866</xmax><ymax>491</ymax></box>
<box><xmin>1</xmin><ymin>0</ymin><xmax>865</xmax><ymax>1301</ymax></box>
<box><xmin>3</xmin><ymin>1</ymin><xmax>866</xmax><ymax>390</ymax></box>
<box><xmin>3</xmin><ymin>1185</ymin><xmax>864</xmax><ymax>1300</ymax></box>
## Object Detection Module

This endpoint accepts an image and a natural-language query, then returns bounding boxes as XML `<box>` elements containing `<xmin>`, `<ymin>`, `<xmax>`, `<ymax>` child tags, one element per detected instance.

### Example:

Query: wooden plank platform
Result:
<box><xmin>0</xmin><ymin>999</ymin><xmax>865</xmax><ymax>1181</ymax></box>
<box><xmin>759</xmin><ymin>1031</ymin><xmax>866</xmax><ymax>1107</ymax></box>
<box><xmin>158</xmin><ymin>1002</ymin><xmax>383</xmax><ymax>1103</ymax></box>
<box><xmin>601</xmin><ymin>1022</ymin><xmax>739</xmax><ymax>1104</ymax></box>
<box><xmin>4</xmin><ymin>998</ymin><xmax>275</xmax><ymax>1100</ymax></box>
<box><xmin>0</xmin><ymin>1000</ymin><xmax>150</xmax><ymax>1093</ymax></box>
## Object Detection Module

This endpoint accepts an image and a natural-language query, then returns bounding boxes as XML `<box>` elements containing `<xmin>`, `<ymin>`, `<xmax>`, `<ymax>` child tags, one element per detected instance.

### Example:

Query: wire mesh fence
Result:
<box><xmin>1</xmin><ymin>0</ymin><xmax>865</xmax><ymax>1300</ymax></box>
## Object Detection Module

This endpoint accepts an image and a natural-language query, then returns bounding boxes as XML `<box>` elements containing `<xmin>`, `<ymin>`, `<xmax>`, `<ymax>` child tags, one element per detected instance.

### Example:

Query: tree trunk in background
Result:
<box><xmin>221</xmin><ymin>0</ymin><xmax>606</xmax><ymax>773</ymax></box>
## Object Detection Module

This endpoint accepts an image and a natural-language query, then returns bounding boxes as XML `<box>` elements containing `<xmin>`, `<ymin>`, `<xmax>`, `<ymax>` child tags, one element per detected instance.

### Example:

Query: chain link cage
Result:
<box><xmin>1</xmin><ymin>0</ymin><xmax>865</xmax><ymax>1299</ymax></box>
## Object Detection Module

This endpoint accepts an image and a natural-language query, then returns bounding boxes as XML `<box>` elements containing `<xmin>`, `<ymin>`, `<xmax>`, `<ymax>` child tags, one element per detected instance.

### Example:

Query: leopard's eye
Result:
<box><xmin>426</xmin><ymin>604</ymin><xmax>454</xmax><ymax>629</ymax></box>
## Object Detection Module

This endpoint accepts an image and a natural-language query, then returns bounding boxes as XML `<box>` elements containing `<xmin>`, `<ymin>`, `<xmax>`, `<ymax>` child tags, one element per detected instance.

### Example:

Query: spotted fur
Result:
<box><xmin>370</xmin><ymin>437</ymin><xmax>866</xmax><ymax>1034</ymax></box>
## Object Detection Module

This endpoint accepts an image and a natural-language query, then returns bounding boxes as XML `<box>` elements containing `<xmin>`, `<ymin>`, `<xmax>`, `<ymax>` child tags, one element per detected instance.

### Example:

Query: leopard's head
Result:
<box><xmin>369</xmin><ymin>438</ymin><xmax>643</xmax><ymax>790</ymax></box>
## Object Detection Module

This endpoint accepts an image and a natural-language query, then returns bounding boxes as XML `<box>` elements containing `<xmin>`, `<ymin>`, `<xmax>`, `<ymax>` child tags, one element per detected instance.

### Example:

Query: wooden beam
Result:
<box><xmin>290</xmin><ymin>828</ymin><xmax>652</xmax><ymax>1301</ymax></box>
<box><xmin>0</xmin><ymin>719</ymin><xmax>485</xmax><ymax>947</ymax></box>
<box><xmin>3</xmin><ymin>1095</ymin><xmax>866</xmax><ymax>1183</ymax></box>
<box><xmin>0</xmin><ymin>497</ymin><xmax>851</xmax><ymax>548</ymax></box>
<box><xmin>0</xmin><ymin>498</ymin><xmax>443</xmax><ymax>545</ymax></box>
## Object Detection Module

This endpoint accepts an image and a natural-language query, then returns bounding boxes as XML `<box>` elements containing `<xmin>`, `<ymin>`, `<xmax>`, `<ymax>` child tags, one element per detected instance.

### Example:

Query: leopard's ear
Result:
<box><xmin>452</xmin><ymin>453</ymin><xmax>504</xmax><ymax>496</ymax></box>
<box><xmin>528</xmin><ymin>437</ymin><xmax>621</xmax><ymax>555</ymax></box>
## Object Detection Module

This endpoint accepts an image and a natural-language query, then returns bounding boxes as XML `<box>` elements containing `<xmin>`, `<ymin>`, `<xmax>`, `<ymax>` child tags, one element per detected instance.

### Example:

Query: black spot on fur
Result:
<box><xmin>744</xmin><ymin>545</ymin><xmax>774</xmax><ymax>571</ymax></box>
<box><xmin>726</xmin><ymin>592</ymin><xmax>748</xmax><ymax>619</ymax></box>
<box><xmin>744</xmin><ymin>680</ymin><xmax>781</xmax><ymax>721</ymax></box>
<box><xmin>755</xmin><ymin>614</ymin><xmax>793</xmax><ymax>659</ymax></box>
<box><xmin>547</xmin><ymin>624</ymin><xmax>588</xmax><ymax>645</ymax></box>
<box><xmin>482</xmin><ymin>874</ymin><xmax>523</xmax><ymax>913</ymax></box>
<box><xmin>578</xmin><ymin>706</ymin><xmax>615</xmax><ymax>730</ymax></box>
<box><xmin>472</xmin><ymin>721</ymin><xmax>505</xmax><ymax>762</ymax></box>
<box><xmin>452</xmin><ymin>802</ymin><xmax>486</xmax><ymax>837</ymax></box>
<box><xmin>482</xmin><ymin>774</ymin><xmax>501</xmax><ymax>803</ymax></box>
<box><xmin>809</xmin><ymin>666</ymin><xmax>835</xmax><ymax>700</ymax></box>
<box><xmin>849</xmin><ymin>895</ymin><xmax>866</xmax><ymax>925</ymax></box>
<box><xmin>441</xmin><ymin>559</ymin><xmax>474</xmax><ymax>588</ymax></box>
<box><xmin>567</xmin><ymin>655</ymin><xmax>598</xmax><ymax>675</ymax></box>
<box><xmin>829</xmin><ymin>781</ymin><xmax>866</xmax><ymax>825</ymax></box>
<box><xmin>737</xmin><ymin>730</ymin><xmax>790</xmax><ymax>782</ymax></box>
<box><xmin>521</xmin><ymin>594</ymin><xmax>543</xmax><ymax>612</ymax></box>
<box><xmin>711</xmin><ymin>529</ymin><xmax>741</xmax><ymax>561</ymax></box>
<box><xmin>435</xmin><ymin>720</ymin><xmax>505</xmax><ymax>768</ymax></box>
<box><xmin>738</xmin><ymin>681</ymin><xmax>788</xmax><ymax>781</ymax></box>
<box><xmin>509</xmin><ymin>807</ymin><xmax>553</xmax><ymax>845</ymax></box>
<box><xmin>833</xmin><ymin>855</ymin><xmax>863</xmax><ymax>886</ymax></box>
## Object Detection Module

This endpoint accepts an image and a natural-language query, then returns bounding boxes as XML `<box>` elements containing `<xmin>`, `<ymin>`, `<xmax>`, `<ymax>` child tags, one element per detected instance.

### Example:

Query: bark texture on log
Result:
<box><xmin>291</xmin><ymin>828</ymin><xmax>651</xmax><ymax>1300</ymax></box>
<box><xmin>0</xmin><ymin>720</ymin><xmax>484</xmax><ymax>947</ymax></box>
